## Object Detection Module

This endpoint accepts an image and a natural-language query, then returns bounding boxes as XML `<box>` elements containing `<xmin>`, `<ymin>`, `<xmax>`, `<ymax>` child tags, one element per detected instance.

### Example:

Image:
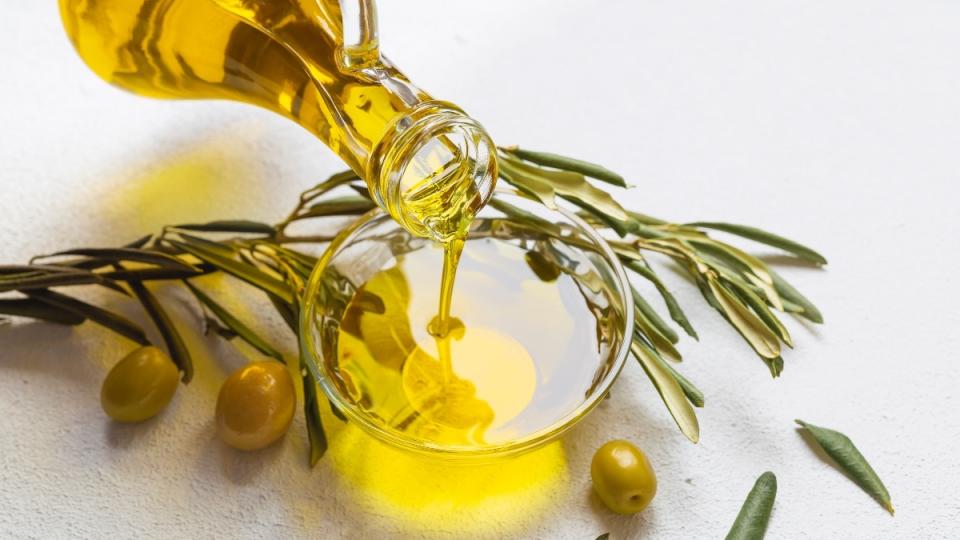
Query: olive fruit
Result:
<box><xmin>215</xmin><ymin>361</ymin><xmax>295</xmax><ymax>451</ymax></box>
<box><xmin>591</xmin><ymin>439</ymin><xmax>658</xmax><ymax>514</ymax></box>
<box><xmin>101</xmin><ymin>346</ymin><xmax>180</xmax><ymax>422</ymax></box>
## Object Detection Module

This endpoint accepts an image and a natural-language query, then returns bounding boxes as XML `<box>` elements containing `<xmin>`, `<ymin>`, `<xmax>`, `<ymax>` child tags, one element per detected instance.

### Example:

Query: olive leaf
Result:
<box><xmin>624</xmin><ymin>260</ymin><xmax>697</xmax><ymax>339</ymax></box>
<box><xmin>726</xmin><ymin>471</ymin><xmax>777</xmax><ymax>540</ymax></box>
<box><xmin>300</xmin><ymin>196</ymin><xmax>375</xmax><ymax>220</ymax></box>
<box><xmin>503</xmin><ymin>146</ymin><xmax>628</xmax><ymax>188</ymax></box>
<box><xmin>299</xmin><ymin>345</ymin><xmax>328</xmax><ymax>466</ymax></box>
<box><xmin>498</xmin><ymin>154</ymin><xmax>630</xmax><ymax>224</ymax></box>
<box><xmin>657</xmin><ymin>355</ymin><xmax>704</xmax><ymax>407</ymax></box>
<box><xmin>706</xmin><ymin>277</ymin><xmax>781</xmax><ymax>363</ymax></box>
<box><xmin>796</xmin><ymin>420</ymin><xmax>893</xmax><ymax>514</ymax></box>
<box><xmin>687</xmin><ymin>222</ymin><xmax>827</xmax><ymax>265</ymax></box>
<box><xmin>171</xmin><ymin>220</ymin><xmax>275</xmax><ymax>235</ymax></box>
<box><xmin>0</xmin><ymin>265</ymin><xmax>127</xmax><ymax>295</ymax></box>
<box><xmin>124</xmin><ymin>278</ymin><xmax>193</xmax><ymax>383</ymax></box>
<box><xmin>99</xmin><ymin>266</ymin><xmax>210</xmax><ymax>282</ymax></box>
<box><xmin>26</xmin><ymin>289</ymin><xmax>149</xmax><ymax>345</ymax></box>
<box><xmin>32</xmin><ymin>247</ymin><xmax>196</xmax><ymax>272</ymax></box>
<box><xmin>167</xmin><ymin>237</ymin><xmax>294</xmax><ymax>304</ymax></box>
<box><xmin>0</xmin><ymin>297</ymin><xmax>85</xmax><ymax>325</ymax></box>
<box><xmin>723</xmin><ymin>277</ymin><xmax>793</xmax><ymax>348</ymax></box>
<box><xmin>770</xmin><ymin>269</ymin><xmax>823</xmax><ymax>324</ymax></box>
<box><xmin>595</xmin><ymin>534</ymin><xmax>610</xmax><ymax>540</ymax></box>
<box><xmin>184</xmin><ymin>281</ymin><xmax>285</xmax><ymax>364</ymax></box>
<box><xmin>631</xmin><ymin>340</ymin><xmax>699</xmax><ymax>443</ymax></box>
<box><xmin>632</xmin><ymin>287</ymin><xmax>678</xmax><ymax>344</ymax></box>
<box><xmin>634</xmin><ymin>305</ymin><xmax>682</xmax><ymax>362</ymax></box>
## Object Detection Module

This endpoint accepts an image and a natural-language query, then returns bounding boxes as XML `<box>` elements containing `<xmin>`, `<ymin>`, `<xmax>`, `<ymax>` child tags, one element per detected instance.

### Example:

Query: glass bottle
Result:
<box><xmin>58</xmin><ymin>0</ymin><xmax>497</xmax><ymax>241</ymax></box>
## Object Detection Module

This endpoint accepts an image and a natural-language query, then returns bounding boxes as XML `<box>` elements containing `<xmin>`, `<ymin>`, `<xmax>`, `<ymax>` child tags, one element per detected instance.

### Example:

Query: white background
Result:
<box><xmin>2</xmin><ymin>1</ymin><xmax>958</xmax><ymax>538</ymax></box>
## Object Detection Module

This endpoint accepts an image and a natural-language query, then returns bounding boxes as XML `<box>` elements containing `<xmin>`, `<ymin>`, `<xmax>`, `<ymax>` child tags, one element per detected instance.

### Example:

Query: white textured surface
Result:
<box><xmin>2</xmin><ymin>1</ymin><xmax>959</xmax><ymax>538</ymax></box>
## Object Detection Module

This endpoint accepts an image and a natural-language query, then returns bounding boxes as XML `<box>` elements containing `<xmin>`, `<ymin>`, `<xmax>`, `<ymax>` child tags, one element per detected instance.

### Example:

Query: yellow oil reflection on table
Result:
<box><xmin>329</xmin><ymin>423</ymin><xmax>569</xmax><ymax>533</ymax></box>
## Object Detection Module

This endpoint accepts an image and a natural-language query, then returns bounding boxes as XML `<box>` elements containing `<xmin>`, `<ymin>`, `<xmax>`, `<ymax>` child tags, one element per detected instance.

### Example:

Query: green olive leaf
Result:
<box><xmin>726</xmin><ymin>471</ymin><xmax>777</xmax><ymax>540</ymax></box>
<box><xmin>184</xmin><ymin>281</ymin><xmax>285</xmax><ymax>364</ymax></box>
<box><xmin>125</xmin><ymin>278</ymin><xmax>193</xmax><ymax>383</ymax></box>
<box><xmin>503</xmin><ymin>146</ymin><xmax>629</xmax><ymax>188</ymax></box>
<box><xmin>595</xmin><ymin>534</ymin><xmax>610</xmax><ymax>540</ymax></box>
<box><xmin>302</xmin><ymin>196</ymin><xmax>375</xmax><ymax>219</ymax></box>
<box><xmin>632</xmin><ymin>286</ymin><xmax>679</xmax><ymax>344</ymax></box>
<box><xmin>707</xmin><ymin>277</ymin><xmax>781</xmax><ymax>361</ymax></box>
<box><xmin>624</xmin><ymin>260</ymin><xmax>697</xmax><ymax>339</ymax></box>
<box><xmin>688</xmin><ymin>222</ymin><xmax>827</xmax><ymax>265</ymax></box>
<box><xmin>631</xmin><ymin>339</ymin><xmax>699</xmax><ymax>443</ymax></box>
<box><xmin>32</xmin><ymin>247</ymin><xmax>197</xmax><ymax>273</ymax></box>
<box><xmin>653</xmin><ymin>346</ymin><xmax>704</xmax><ymax>407</ymax></box>
<box><xmin>99</xmin><ymin>266</ymin><xmax>210</xmax><ymax>282</ymax></box>
<box><xmin>691</xmin><ymin>239</ymin><xmax>782</xmax><ymax>311</ymax></box>
<box><xmin>298</xmin><ymin>342</ymin><xmax>328</xmax><ymax>466</ymax></box>
<box><xmin>167</xmin><ymin>237</ymin><xmax>293</xmax><ymax>304</ymax></box>
<box><xmin>0</xmin><ymin>297</ymin><xmax>85</xmax><ymax>325</ymax></box>
<box><xmin>299</xmin><ymin>170</ymin><xmax>360</xmax><ymax>205</ymax></box>
<box><xmin>499</xmin><ymin>154</ymin><xmax>630</xmax><ymax>223</ymax></box>
<box><xmin>171</xmin><ymin>220</ymin><xmax>275</xmax><ymax>235</ymax></box>
<box><xmin>770</xmin><ymin>269</ymin><xmax>823</xmax><ymax>324</ymax></box>
<box><xmin>0</xmin><ymin>266</ymin><xmax>128</xmax><ymax>295</ymax></box>
<box><xmin>723</xmin><ymin>277</ymin><xmax>793</xmax><ymax>348</ymax></box>
<box><xmin>27</xmin><ymin>289</ymin><xmax>149</xmax><ymax>345</ymax></box>
<box><xmin>796</xmin><ymin>420</ymin><xmax>893</xmax><ymax>515</ymax></box>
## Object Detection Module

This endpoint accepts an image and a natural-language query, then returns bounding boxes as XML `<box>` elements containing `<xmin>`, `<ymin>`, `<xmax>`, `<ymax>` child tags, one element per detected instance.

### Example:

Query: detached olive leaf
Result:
<box><xmin>632</xmin><ymin>340</ymin><xmax>699</xmax><ymax>443</ymax></box>
<box><xmin>26</xmin><ymin>289</ymin><xmax>149</xmax><ymax>345</ymax></box>
<box><xmin>726</xmin><ymin>471</ymin><xmax>777</xmax><ymax>540</ymax></box>
<box><xmin>0</xmin><ymin>297</ymin><xmax>86</xmax><ymax>326</ymax></box>
<box><xmin>796</xmin><ymin>420</ymin><xmax>893</xmax><ymax>515</ymax></box>
<box><xmin>688</xmin><ymin>222</ymin><xmax>827</xmax><ymax>265</ymax></box>
<box><xmin>595</xmin><ymin>534</ymin><xmax>610</xmax><ymax>540</ymax></box>
<box><xmin>184</xmin><ymin>281</ymin><xmax>285</xmax><ymax>364</ymax></box>
<box><xmin>503</xmin><ymin>146</ymin><xmax>629</xmax><ymax>188</ymax></box>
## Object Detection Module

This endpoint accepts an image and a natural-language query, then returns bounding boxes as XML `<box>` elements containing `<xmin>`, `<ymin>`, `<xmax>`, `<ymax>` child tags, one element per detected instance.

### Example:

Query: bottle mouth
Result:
<box><xmin>368</xmin><ymin>101</ymin><xmax>498</xmax><ymax>241</ymax></box>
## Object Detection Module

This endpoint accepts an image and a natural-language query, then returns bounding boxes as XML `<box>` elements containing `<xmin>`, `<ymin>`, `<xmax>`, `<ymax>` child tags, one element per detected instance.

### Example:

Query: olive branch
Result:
<box><xmin>0</xmin><ymin>147</ymin><xmax>824</xmax><ymax>462</ymax></box>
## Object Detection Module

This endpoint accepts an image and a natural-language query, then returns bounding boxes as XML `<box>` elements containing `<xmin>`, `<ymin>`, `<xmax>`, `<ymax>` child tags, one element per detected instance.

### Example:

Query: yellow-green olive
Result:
<box><xmin>215</xmin><ymin>361</ymin><xmax>295</xmax><ymax>451</ymax></box>
<box><xmin>101</xmin><ymin>346</ymin><xmax>180</xmax><ymax>422</ymax></box>
<box><xmin>591</xmin><ymin>439</ymin><xmax>658</xmax><ymax>514</ymax></box>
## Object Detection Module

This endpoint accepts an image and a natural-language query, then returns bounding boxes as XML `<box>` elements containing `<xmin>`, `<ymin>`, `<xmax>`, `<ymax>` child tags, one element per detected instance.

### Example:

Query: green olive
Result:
<box><xmin>215</xmin><ymin>361</ymin><xmax>295</xmax><ymax>451</ymax></box>
<box><xmin>101</xmin><ymin>346</ymin><xmax>180</xmax><ymax>422</ymax></box>
<box><xmin>591</xmin><ymin>439</ymin><xmax>658</xmax><ymax>514</ymax></box>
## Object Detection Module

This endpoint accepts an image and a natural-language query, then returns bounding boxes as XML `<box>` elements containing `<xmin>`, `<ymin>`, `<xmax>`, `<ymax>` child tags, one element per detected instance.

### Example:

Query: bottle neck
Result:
<box><xmin>367</xmin><ymin>101</ymin><xmax>498</xmax><ymax>241</ymax></box>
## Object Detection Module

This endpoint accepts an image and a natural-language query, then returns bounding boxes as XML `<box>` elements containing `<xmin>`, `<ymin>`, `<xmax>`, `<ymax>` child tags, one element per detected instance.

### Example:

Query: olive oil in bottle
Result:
<box><xmin>59</xmin><ymin>0</ymin><xmax>497</xmax><ymax>242</ymax></box>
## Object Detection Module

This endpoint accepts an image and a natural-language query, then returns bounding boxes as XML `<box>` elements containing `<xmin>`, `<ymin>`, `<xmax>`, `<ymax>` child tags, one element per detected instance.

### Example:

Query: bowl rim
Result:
<box><xmin>299</xmin><ymin>189</ymin><xmax>635</xmax><ymax>459</ymax></box>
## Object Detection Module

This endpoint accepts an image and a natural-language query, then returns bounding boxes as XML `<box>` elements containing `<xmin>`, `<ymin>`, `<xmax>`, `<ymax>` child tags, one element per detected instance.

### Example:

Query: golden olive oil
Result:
<box><xmin>59</xmin><ymin>0</ymin><xmax>497</xmax><ymax>242</ymax></box>
<box><xmin>336</xmin><ymin>235</ymin><xmax>616</xmax><ymax>448</ymax></box>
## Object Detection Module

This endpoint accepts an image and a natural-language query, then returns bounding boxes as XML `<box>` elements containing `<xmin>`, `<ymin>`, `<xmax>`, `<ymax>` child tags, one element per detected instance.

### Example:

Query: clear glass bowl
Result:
<box><xmin>300</xmin><ymin>190</ymin><xmax>634</xmax><ymax>459</ymax></box>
